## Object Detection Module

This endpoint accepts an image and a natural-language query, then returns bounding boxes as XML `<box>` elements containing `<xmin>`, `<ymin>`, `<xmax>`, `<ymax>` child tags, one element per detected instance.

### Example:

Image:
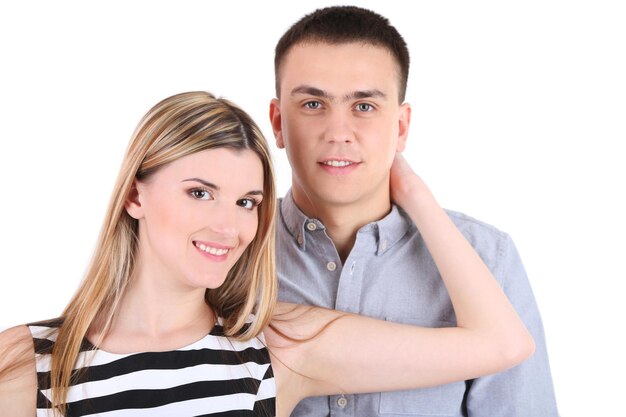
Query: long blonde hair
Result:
<box><xmin>50</xmin><ymin>91</ymin><xmax>277</xmax><ymax>415</ymax></box>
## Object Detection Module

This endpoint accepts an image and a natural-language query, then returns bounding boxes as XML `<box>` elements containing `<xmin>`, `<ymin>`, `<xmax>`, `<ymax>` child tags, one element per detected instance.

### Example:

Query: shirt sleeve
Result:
<box><xmin>466</xmin><ymin>234</ymin><xmax>560</xmax><ymax>416</ymax></box>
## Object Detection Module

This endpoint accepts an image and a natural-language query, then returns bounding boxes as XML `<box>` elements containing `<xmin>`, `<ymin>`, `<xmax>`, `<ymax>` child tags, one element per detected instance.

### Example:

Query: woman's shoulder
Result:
<box><xmin>0</xmin><ymin>324</ymin><xmax>37</xmax><ymax>376</ymax></box>
<box><xmin>26</xmin><ymin>318</ymin><xmax>63</xmax><ymax>352</ymax></box>
<box><xmin>0</xmin><ymin>325</ymin><xmax>37</xmax><ymax>417</ymax></box>
<box><xmin>0</xmin><ymin>317</ymin><xmax>63</xmax><ymax>374</ymax></box>
<box><xmin>0</xmin><ymin>324</ymin><xmax>34</xmax><ymax>365</ymax></box>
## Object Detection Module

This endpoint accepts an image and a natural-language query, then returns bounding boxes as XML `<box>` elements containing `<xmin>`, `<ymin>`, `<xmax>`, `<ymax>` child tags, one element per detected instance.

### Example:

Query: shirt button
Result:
<box><xmin>297</xmin><ymin>235</ymin><xmax>304</xmax><ymax>245</ymax></box>
<box><xmin>381</xmin><ymin>240</ymin><xmax>388</xmax><ymax>251</ymax></box>
<box><xmin>306</xmin><ymin>222</ymin><xmax>317</xmax><ymax>231</ymax></box>
<box><xmin>337</xmin><ymin>395</ymin><xmax>348</xmax><ymax>408</ymax></box>
<box><xmin>326</xmin><ymin>261</ymin><xmax>337</xmax><ymax>271</ymax></box>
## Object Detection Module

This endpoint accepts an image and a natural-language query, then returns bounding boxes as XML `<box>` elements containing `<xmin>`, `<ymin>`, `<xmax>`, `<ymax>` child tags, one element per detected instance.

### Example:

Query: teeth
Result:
<box><xmin>195</xmin><ymin>242</ymin><xmax>229</xmax><ymax>256</ymax></box>
<box><xmin>323</xmin><ymin>160</ymin><xmax>353</xmax><ymax>167</ymax></box>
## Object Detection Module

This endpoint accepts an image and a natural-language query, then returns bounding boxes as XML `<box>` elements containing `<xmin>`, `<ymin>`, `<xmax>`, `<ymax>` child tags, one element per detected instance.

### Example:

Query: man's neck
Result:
<box><xmin>291</xmin><ymin>189</ymin><xmax>392</xmax><ymax>262</ymax></box>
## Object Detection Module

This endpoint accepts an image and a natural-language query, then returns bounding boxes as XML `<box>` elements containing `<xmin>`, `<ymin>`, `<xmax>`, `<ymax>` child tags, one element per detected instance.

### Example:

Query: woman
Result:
<box><xmin>0</xmin><ymin>91</ymin><xmax>534</xmax><ymax>416</ymax></box>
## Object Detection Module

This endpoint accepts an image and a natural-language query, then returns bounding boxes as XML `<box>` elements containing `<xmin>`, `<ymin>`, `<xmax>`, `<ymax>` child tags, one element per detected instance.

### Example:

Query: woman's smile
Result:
<box><xmin>193</xmin><ymin>240</ymin><xmax>232</xmax><ymax>260</ymax></box>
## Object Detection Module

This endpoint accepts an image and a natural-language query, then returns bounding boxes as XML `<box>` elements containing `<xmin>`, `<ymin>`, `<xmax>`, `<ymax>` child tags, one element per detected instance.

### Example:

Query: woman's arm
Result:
<box><xmin>0</xmin><ymin>325</ymin><xmax>37</xmax><ymax>417</ymax></box>
<box><xmin>267</xmin><ymin>154</ymin><xmax>535</xmax><ymax>412</ymax></box>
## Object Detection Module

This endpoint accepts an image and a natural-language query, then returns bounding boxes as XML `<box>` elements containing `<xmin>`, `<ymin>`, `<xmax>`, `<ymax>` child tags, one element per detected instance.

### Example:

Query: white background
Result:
<box><xmin>1</xmin><ymin>1</ymin><xmax>624</xmax><ymax>415</ymax></box>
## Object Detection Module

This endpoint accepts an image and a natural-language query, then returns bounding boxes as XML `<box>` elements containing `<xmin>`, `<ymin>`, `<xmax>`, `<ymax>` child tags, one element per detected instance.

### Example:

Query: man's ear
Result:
<box><xmin>396</xmin><ymin>103</ymin><xmax>412</xmax><ymax>153</ymax></box>
<box><xmin>125</xmin><ymin>180</ymin><xmax>144</xmax><ymax>220</ymax></box>
<box><xmin>269</xmin><ymin>98</ymin><xmax>285</xmax><ymax>149</ymax></box>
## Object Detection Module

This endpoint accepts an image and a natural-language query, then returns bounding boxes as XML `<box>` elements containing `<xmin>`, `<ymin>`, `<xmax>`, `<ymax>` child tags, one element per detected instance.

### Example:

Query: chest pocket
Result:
<box><xmin>379</xmin><ymin>317</ymin><xmax>466</xmax><ymax>416</ymax></box>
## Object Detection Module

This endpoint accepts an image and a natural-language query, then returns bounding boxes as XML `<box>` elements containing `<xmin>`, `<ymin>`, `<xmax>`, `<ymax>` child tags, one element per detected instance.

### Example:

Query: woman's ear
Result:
<box><xmin>125</xmin><ymin>180</ymin><xmax>144</xmax><ymax>220</ymax></box>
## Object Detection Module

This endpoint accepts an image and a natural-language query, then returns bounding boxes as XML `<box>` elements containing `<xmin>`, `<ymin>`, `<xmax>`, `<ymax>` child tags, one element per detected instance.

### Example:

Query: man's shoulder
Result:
<box><xmin>436</xmin><ymin>209</ymin><xmax>515</xmax><ymax>274</ymax></box>
<box><xmin>396</xmin><ymin>205</ymin><xmax>509</xmax><ymax>242</ymax></box>
<box><xmin>443</xmin><ymin>209</ymin><xmax>509</xmax><ymax>241</ymax></box>
<box><xmin>396</xmin><ymin>208</ymin><xmax>509</xmax><ymax>264</ymax></box>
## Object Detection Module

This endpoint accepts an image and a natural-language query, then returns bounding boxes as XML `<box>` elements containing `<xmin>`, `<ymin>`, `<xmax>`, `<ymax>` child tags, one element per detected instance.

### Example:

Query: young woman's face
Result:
<box><xmin>127</xmin><ymin>148</ymin><xmax>264</xmax><ymax>291</ymax></box>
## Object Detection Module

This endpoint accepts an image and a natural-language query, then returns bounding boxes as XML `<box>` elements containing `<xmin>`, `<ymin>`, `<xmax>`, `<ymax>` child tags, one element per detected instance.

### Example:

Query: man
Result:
<box><xmin>269</xmin><ymin>5</ymin><xmax>558</xmax><ymax>417</ymax></box>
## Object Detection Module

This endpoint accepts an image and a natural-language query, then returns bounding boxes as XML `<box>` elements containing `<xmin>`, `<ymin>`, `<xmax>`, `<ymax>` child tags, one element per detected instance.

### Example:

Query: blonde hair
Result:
<box><xmin>49</xmin><ymin>91</ymin><xmax>277</xmax><ymax>415</ymax></box>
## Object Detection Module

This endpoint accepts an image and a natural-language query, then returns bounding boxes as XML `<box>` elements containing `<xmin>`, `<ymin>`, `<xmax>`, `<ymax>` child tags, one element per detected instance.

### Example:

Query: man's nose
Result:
<box><xmin>323</xmin><ymin>109</ymin><xmax>354</xmax><ymax>144</ymax></box>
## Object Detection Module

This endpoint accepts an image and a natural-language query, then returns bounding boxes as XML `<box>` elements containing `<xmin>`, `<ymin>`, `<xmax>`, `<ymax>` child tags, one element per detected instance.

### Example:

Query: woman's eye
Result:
<box><xmin>304</xmin><ymin>101</ymin><xmax>321</xmax><ymax>110</ymax></box>
<box><xmin>356</xmin><ymin>103</ymin><xmax>374</xmax><ymax>112</ymax></box>
<box><xmin>190</xmin><ymin>189</ymin><xmax>212</xmax><ymax>200</ymax></box>
<box><xmin>237</xmin><ymin>198</ymin><xmax>258</xmax><ymax>210</ymax></box>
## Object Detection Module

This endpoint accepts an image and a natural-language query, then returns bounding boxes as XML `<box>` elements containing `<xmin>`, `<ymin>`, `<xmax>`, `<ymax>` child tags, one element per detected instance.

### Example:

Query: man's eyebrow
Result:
<box><xmin>182</xmin><ymin>178</ymin><xmax>219</xmax><ymax>190</ymax></box>
<box><xmin>344</xmin><ymin>89</ymin><xmax>387</xmax><ymax>101</ymax></box>
<box><xmin>290</xmin><ymin>85</ymin><xmax>387</xmax><ymax>102</ymax></box>
<box><xmin>290</xmin><ymin>85</ymin><xmax>332</xmax><ymax>99</ymax></box>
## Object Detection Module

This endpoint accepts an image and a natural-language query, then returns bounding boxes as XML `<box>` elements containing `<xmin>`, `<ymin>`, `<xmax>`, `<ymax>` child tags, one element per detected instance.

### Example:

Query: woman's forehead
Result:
<box><xmin>156</xmin><ymin>148</ymin><xmax>265</xmax><ymax>190</ymax></box>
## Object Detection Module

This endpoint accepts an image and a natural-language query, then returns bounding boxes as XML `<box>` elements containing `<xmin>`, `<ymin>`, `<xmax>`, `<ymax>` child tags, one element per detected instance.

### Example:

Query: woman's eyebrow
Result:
<box><xmin>182</xmin><ymin>178</ymin><xmax>219</xmax><ymax>190</ymax></box>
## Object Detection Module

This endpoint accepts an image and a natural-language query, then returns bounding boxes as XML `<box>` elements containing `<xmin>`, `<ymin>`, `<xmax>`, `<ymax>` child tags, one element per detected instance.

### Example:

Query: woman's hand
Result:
<box><xmin>389</xmin><ymin>152</ymin><xmax>434</xmax><ymax>216</ymax></box>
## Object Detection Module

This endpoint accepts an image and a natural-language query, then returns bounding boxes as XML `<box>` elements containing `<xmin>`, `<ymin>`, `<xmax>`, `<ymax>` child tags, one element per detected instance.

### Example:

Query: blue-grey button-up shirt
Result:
<box><xmin>276</xmin><ymin>191</ymin><xmax>559</xmax><ymax>417</ymax></box>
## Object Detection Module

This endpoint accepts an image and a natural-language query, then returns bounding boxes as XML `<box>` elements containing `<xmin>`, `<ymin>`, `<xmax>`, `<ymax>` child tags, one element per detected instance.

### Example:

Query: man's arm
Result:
<box><xmin>467</xmin><ymin>235</ymin><xmax>559</xmax><ymax>416</ymax></box>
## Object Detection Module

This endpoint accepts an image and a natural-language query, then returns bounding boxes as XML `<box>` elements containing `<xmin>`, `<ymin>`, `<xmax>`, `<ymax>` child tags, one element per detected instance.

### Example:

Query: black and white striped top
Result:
<box><xmin>28</xmin><ymin>318</ymin><xmax>275</xmax><ymax>417</ymax></box>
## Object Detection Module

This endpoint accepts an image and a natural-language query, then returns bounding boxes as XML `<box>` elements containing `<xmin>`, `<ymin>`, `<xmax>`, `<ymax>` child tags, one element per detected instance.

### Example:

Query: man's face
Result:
<box><xmin>270</xmin><ymin>42</ymin><xmax>410</xmax><ymax>213</ymax></box>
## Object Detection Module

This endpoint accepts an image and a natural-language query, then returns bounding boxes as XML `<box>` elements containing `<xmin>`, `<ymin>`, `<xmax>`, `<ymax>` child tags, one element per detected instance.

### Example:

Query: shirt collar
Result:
<box><xmin>279</xmin><ymin>189</ymin><xmax>314</xmax><ymax>250</ymax></box>
<box><xmin>374</xmin><ymin>204</ymin><xmax>413</xmax><ymax>255</ymax></box>
<box><xmin>279</xmin><ymin>189</ymin><xmax>412</xmax><ymax>255</ymax></box>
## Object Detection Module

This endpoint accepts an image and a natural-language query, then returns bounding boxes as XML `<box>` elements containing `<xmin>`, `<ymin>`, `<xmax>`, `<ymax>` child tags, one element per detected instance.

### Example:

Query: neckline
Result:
<box><xmin>82</xmin><ymin>320</ymin><xmax>225</xmax><ymax>356</ymax></box>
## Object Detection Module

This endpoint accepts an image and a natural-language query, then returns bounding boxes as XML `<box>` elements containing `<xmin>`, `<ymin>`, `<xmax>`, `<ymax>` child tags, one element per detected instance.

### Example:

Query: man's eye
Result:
<box><xmin>356</xmin><ymin>103</ymin><xmax>374</xmax><ymax>112</ymax></box>
<box><xmin>304</xmin><ymin>101</ymin><xmax>321</xmax><ymax>110</ymax></box>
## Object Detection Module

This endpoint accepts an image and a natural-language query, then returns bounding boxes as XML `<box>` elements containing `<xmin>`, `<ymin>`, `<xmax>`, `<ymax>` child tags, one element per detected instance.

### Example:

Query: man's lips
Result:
<box><xmin>318</xmin><ymin>158</ymin><xmax>361</xmax><ymax>175</ymax></box>
<box><xmin>318</xmin><ymin>157</ymin><xmax>360</xmax><ymax>167</ymax></box>
<box><xmin>320</xmin><ymin>160</ymin><xmax>356</xmax><ymax>167</ymax></box>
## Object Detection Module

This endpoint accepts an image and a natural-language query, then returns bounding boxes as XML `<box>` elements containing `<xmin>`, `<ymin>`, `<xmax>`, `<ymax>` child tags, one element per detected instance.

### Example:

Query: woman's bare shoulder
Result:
<box><xmin>0</xmin><ymin>325</ymin><xmax>37</xmax><ymax>417</ymax></box>
<box><xmin>0</xmin><ymin>324</ymin><xmax>32</xmax><ymax>339</ymax></box>
<box><xmin>0</xmin><ymin>325</ymin><xmax>34</xmax><ymax>364</ymax></box>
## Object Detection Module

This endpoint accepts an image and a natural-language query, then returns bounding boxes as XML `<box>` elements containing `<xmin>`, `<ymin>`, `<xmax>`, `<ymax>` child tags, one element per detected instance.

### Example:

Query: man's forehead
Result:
<box><xmin>277</xmin><ymin>41</ymin><xmax>403</xmax><ymax>102</ymax></box>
